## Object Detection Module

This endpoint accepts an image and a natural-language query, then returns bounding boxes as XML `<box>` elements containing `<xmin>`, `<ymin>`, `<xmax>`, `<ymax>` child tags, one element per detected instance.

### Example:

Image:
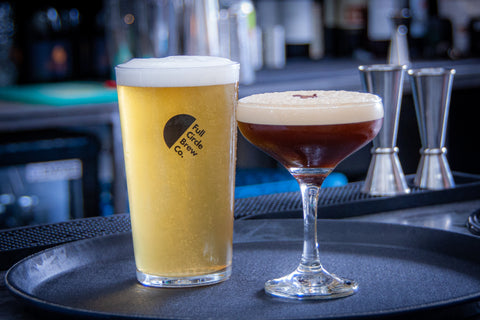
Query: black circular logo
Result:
<box><xmin>163</xmin><ymin>114</ymin><xmax>196</xmax><ymax>148</ymax></box>
<box><xmin>164</xmin><ymin>114</ymin><xmax>206</xmax><ymax>159</ymax></box>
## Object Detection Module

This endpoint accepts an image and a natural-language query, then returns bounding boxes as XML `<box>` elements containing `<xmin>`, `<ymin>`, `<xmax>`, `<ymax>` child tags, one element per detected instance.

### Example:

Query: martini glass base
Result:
<box><xmin>265</xmin><ymin>265</ymin><xmax>358</xmax><ymax>300</ymax></box>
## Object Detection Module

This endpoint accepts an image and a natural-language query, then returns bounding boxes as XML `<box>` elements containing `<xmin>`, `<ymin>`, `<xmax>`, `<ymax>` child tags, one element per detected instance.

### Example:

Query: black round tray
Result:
<box><xmin>5</xmin><ymin>220</ymin><xmax>480</xmax><ymax>319</ymax></box>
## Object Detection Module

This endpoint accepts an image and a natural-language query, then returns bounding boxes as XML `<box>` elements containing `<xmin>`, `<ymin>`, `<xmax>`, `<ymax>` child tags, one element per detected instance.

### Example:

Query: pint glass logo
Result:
<box><xmin>164</xmin><ymin>114</ymin><xmax>205</xmax><ymax>158</ymax></box>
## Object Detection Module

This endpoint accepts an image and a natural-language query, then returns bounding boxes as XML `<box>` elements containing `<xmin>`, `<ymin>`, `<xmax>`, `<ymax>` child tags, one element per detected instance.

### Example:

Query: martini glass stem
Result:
<box><xmin>264</xmin><ymin>167</ymin><xmax>358</xmax><ymax>299</ymax></box>
<box><xmin>291</xmin><ymin>167</ymin><xmax>330</xmax><ymax>271</ymax></box>
<box><xmin>300</xmin><ymin>182</ymin><xmax>323</xmax><ymax>269</ymax></box>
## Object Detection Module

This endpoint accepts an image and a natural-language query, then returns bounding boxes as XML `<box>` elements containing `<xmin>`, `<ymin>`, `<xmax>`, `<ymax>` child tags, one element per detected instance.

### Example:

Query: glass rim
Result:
<box><xmin>115</xmin><ymin>56</ymin><xmax>239</xmax><ymax>87</ymax></box>
<box><xmin>358</xmin><ymin>64</ymin><xmax>407</xmax><ymax>72</ymax></box>
<box><xmin>115</xmin><ymin>56</ymin><xmax>240</xmax><ymax>71</ymax></box>
<box><xmin>407</xmin><ymin>67</ymin><xmax>456</xmax><ymax>77</ymax></box>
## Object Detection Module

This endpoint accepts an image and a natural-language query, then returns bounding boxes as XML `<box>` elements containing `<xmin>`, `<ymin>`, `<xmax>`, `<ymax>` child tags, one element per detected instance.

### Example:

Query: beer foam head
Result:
<box><xmin>237</xmin><ymin>90</ymin><xmax>384</xmax><ymax>125</ymax></box>
<box><xmin>115</xmin><ymin>56</ymin><xmax>239</xmax><ymax>87</ymax></box>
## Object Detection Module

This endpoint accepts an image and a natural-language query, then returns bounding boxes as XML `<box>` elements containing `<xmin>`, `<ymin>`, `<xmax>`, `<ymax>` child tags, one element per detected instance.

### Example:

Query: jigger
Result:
<box><xmin>408</xmin><ymin>68</ymin><xmax>456</xmax><ymax>190</ymax></box>
<box><xmin>359</xmin><ymin>64</ymin><xmax>410</xmax><ymax>196</ymax></box>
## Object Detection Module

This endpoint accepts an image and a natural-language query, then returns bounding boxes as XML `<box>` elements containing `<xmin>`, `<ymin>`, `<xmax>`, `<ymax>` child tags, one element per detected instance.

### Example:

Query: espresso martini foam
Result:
<box><xmin>237</xmin><ymin>90</ymin><xmax>384</xmax><ymax>169</ymax></box>
<box><xmin>116</xmin><ymin>56</ymin><xmax>239</xmax><ymax>87</ymax></box>
<box><xmin>237</xmin><ymin>90</ymin><xmax>383</xmax><ymax>126</ymax></box>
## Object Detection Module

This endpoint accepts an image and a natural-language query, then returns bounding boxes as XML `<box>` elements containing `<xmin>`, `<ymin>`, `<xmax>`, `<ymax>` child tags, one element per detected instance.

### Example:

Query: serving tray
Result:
<box><xmin>5</xmin><ymin>220</ymin><xmax>480</xmax><ymax>319</ymax></box>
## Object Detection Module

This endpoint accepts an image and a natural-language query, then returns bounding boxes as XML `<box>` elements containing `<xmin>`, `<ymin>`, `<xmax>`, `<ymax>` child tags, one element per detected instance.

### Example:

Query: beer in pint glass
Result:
<box><xmin>115</xmin><ymin>56</ymin><xmax>239</xmax><ymax>287</ymax></box>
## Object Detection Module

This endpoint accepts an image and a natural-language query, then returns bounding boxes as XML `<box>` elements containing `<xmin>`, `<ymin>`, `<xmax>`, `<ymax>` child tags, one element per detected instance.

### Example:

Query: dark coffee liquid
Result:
<box><xmin>238</xmin><ymin>119</ymin><xmax>382</xmax><ymax>169</ymax></box>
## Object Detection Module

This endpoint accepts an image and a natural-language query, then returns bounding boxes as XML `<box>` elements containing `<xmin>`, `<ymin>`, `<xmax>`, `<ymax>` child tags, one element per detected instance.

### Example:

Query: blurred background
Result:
<box><xmin>0</xmin><ymin>0</ymin><xmax>479</xmax><ymax>228</ymax></box>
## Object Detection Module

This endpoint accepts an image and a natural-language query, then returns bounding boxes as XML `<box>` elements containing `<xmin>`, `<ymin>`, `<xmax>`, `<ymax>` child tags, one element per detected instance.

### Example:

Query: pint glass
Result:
<box><xmin>115</xmin><ymin>56</ymin><xmax>239</xmax><ymax>287</ymax></box>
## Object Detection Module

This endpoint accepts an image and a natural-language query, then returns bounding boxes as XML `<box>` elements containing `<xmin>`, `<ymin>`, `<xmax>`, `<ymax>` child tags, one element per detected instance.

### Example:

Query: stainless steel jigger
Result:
<box><xmin>359</xmin><ymin>64</ymin><xmax>410</xmax><ymax>196</ymax></box>
<box><xmin>408</xmin><ymin>68</ymin><xmax>456</xmax><ymax>190</ymax></box>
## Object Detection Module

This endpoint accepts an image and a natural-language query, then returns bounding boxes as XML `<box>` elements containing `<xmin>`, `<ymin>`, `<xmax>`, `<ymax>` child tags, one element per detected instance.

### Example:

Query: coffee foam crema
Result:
<box><xmin>237</xmin><ymin>90</ymin><xmax>384</xmax><ymax>125</ymax></box>
<box><xmin>115</xmin><ymin>56</ymin><xmax>239</xmax><ymax>87</ymax></box>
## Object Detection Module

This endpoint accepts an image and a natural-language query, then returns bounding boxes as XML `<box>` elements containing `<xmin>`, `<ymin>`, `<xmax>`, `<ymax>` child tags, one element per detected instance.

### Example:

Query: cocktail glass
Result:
<box><xmin>237</xmin><ymin>90</ymin><xmax>383</xmax><ymax>299</ymax></box>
